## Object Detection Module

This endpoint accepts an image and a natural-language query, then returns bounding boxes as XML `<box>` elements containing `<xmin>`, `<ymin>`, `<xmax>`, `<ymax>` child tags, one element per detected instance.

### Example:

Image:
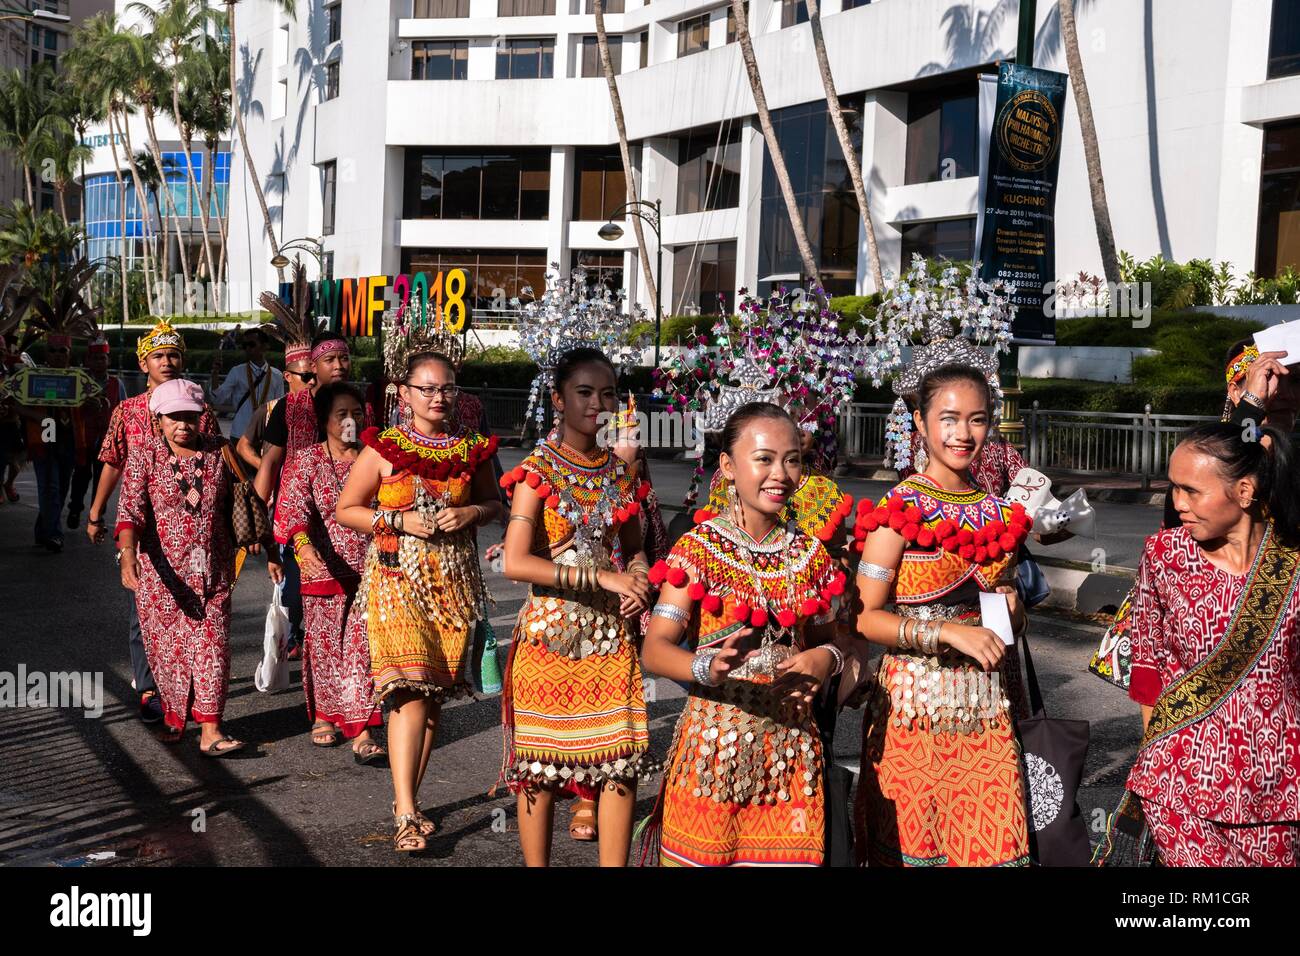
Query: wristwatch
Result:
<box><xmin>1240</xmin><ymin>388</ymin><xmax>1265</xmax><ymax>408</ymax></box>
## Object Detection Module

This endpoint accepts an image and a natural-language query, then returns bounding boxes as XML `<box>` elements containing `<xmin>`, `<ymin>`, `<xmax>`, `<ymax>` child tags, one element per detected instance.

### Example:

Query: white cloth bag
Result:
<box><xmin>254</xmin><ymin>584</ymin><xmax>291</xmax><ymax>693</ymax></box>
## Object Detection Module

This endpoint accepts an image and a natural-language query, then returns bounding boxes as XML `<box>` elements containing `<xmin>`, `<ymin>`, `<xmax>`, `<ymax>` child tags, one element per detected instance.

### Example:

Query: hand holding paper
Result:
<box><xmin>980</xmin><ymin>590</ymin><xmax>1017</xmax><ymax>646</ymax></box>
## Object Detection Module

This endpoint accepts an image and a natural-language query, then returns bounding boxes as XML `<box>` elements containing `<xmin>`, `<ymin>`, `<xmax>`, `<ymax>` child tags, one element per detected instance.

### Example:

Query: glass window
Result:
<box><xmin>673</xmin><ymin>241</ymin><xmax>737</xmax><ymax>315</ymax></box>
<box><xmin>677</xmin><ymin>13</ymin><xmax>709</xmax><ymax>58</ymax></box>
<box><xmin>898</xmin><ymin>217</ymin><xmax>975</xmax><ymax>264</ymax></box>
<box><xmin>327</xmin><ymin>3</ymin><xmax>341</xmax><ymax>43</ymax></box>
<box><xmin>904</xmin><ymin>80</ymin><xmax>978</xmax><ymax>184</ymax></box>
<box><xmin>639</xmin><ymin>29</ymin><xmax>648</xmax><ymax>68</ymax></box>
<box><xmin>726</xmin><ymin>2</ymin><xmax>749</xmax><ymax>43</ymax></box>
<box><xmin>840</xmin><ymin>0</ymin><xmax>871</xmax><ymax>9</ymax></box>
<box><xmin>572</xmin><ymin>146</ymin><xmax>626</xmax><ymax>220</ymax></box>
<box><xmin>498</xmin><ymin>0</ymin><xmax>555</xmax><ymax>14</ymax></box>
<box><xmin>496</xmin><ymin>38</ymin><xmax>555</xmax><ymax>79</ymax></box>
<box><xmin>1270</xmin><ymin>0</ymin><xmax>1300</xmax><ymax>78</ymax></box>
<box><xmin>401</xmin><ymin>248</ymin><xmax>548</xmax><ymax>316</ymax></box>
<box><xmin>403</xmin><ymin>150</ymin><xmax>551</xmax><ymax>220</ymax></box>
<box><xmin>412</xmin><ymin>40</ymin><xmax>468</xmax><ymax>79</ymax></box>
<box><xmin>325</xmin><ymin>61</ymin><xmax>340</xmax><ymax>100</ymax></box>
<box><xmin>676</xmin><ymin>124</ymin><xmax>742</xmax><ymax>214</ymax></box>
<box><xmin>780</xmin><ymin>0</ymin><xmax>808</xmax><ymax>28</ymax></box>
<box><xmin>580</xmin><ymin>35</ymin><xmax>621</xmax><ymax>77</ymax></box>
<box><xmin>583</xmin><ymin>0</ymin><xmax>625</xmax><ymax>11</ymax></box>
<box><xmin>572</xmin><ymin>250</ymin><xmax>624</xmax><ymax>297</ymax></box>
<box><xmin>1257</xmin><ymin>121</ymin><xmax>1300</xmax><ymax>276</ymax></box>
<box><xmin>322</xmin><ymin>161</ymin><xmax>337</xmax><ymax>236</ymax></box>
<box><xmin>414</xmin><ymin>0</ymin><xmax>470</xmax><ymax>15</ymax></box>
<box><xmin>758</xmin><ymin>97</ymin><xmax>864</xmax><ymax>297</ymax></box>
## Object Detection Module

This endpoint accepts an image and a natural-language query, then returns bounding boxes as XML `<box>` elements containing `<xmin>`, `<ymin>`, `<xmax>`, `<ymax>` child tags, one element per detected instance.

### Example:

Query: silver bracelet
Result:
<box><xmin>821</xmin><ymin>643</ymin><xmax>845</xmax><ymax>677</ymax></box>
<box><xmin>857</xmin><ymin>560</ymin><xmax>896</xmax><ymax>583</ymax></box>
<box><xmin>651</xmin><ymin>603</ymin><xmax>690</xmax><ymax>625</ymax></box>
<box><xmin>896</xmin><ymin>618</ymin><xmax>911</xmax><ymax>652</ymax></box>
<box><xmin>691</xmin><ymin>649</ymin><xmax>722</xmax><ymax>687</ymax></box>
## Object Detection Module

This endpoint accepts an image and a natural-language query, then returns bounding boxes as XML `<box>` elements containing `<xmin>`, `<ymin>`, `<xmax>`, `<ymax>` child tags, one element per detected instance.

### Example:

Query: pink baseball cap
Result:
<box><xmin>149</xmin><ymin>378</ymin><xmax>206</xmax><ymax>417</ymax></box>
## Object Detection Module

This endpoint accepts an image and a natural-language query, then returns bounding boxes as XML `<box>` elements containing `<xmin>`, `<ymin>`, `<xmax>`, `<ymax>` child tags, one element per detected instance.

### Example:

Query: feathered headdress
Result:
<box><xmin>858</xmin><ymin>255</ymin><xmax>1016</xmax><ymax>471</ymax></box>
<box><xmin>516</xmin><ymin>263</ymin><xmax>644</xmax><ymax>434</ymax></box>
<box><xmin>258</xmin><ymin>261</ymin><xmax>318</xmax><ymax>365</ymax></box>
<box><xmin>0</xmin><ymin>259</ymin><xmax>102</xmax><ymax>353</ymax></box>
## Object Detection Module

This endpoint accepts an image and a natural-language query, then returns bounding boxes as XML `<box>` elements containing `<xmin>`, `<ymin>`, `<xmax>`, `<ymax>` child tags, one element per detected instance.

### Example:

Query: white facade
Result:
<box><xmin>219</xmin><ymin>0</ymin><xmax>1300</xmax><ymax>315</ymax></box>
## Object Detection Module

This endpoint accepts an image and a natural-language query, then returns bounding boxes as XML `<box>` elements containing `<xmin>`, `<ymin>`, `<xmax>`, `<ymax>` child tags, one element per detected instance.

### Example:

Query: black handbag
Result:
<box><xmin>1016</xmin><ymin>633</ymin><xmax>1093</xmax><ymax>866</ymax></box>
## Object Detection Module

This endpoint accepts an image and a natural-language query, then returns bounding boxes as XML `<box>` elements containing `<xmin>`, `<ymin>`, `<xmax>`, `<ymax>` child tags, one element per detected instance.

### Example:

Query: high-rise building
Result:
<box><xmin>217</xmin><ymin>0</ymin><xmax>1300</xmax><ymax>319</ymax></box>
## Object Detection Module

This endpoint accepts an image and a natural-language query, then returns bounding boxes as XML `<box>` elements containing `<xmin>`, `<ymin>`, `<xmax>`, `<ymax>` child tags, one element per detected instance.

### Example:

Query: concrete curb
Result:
<box><xmin>1039</xmin><ymin>562</ymin><xmax>1134</xmax><ymax>614</ymax></box>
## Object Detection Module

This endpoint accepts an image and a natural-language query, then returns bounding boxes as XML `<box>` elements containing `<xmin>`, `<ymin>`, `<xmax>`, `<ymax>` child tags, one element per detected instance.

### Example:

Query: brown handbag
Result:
<box><xmin>220</xmin><ymin>443</ymin><xmax>272</xmax><ymax>549</ymax></box>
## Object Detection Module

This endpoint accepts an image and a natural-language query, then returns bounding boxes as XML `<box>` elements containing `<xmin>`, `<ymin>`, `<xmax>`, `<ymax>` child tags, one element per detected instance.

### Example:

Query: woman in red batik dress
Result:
<box><xmin>853</xmin><ymin>364</ymin><xmax>1034</xmax><ymax>866</ymax></box>
<box><xmin>115</xmin><ymin>379</ymin><xmax>267</xmax><ymax>756</ymax></box>
<box><xmin>639</xmin><ymin>402</ymin><xmax>849</xmax><ymax>866</ymax></box>
<box><xmin>273</xmin><ymin>382</ymin><xmax>385</xmax><ymax>762</ymax></box>
<box><xmin>1122</xmin><ymin>422</ymin><xmax>1300</xmax><ymax>866</ymax></box>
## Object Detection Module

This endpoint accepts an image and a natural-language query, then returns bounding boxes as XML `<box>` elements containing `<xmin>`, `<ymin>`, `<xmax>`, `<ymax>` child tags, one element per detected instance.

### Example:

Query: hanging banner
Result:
<box><xmin>976</xmin><ymin>63</ymin><xmax>1068</xmax><ymax>343</ymax></box>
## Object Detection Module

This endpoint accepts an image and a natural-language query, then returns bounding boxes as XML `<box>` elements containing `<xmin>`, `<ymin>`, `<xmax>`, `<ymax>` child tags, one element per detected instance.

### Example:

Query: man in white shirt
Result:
<box><xmin>209</xmin><ymin>327</ymin><xmax>285</xmax><ymax>441</ymax></box>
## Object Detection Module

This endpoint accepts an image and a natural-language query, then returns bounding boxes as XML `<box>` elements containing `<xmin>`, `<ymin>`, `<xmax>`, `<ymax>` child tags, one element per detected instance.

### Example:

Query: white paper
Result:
<box><xmin>980</xmin><ymin>591</ymin><xmax>1016</xmax><ymax>646</ymax></box>
<box><xmin>1253</xmin><ymin>320</ymin><xmax>1300</xmax><ymax>367</ymax></box>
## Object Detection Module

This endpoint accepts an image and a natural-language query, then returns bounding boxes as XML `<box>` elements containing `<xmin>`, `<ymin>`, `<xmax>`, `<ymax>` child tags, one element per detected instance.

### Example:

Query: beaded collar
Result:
<box><xmin>361</xmin><ymin>424</ymin><xmax>497</xmax><ymax>482</ymax></box>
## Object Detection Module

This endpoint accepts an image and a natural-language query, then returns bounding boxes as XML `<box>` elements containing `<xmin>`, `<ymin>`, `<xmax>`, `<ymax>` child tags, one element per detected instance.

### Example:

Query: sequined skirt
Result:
<box><xmin>501</xmin><ymin>584</ymin><xmax>654</xmax><ymax>790</ymax></box>
<box><xmin>657</xmin><ymin>679</ymin><xmax>825</xmax><ymax>867</ymax></box>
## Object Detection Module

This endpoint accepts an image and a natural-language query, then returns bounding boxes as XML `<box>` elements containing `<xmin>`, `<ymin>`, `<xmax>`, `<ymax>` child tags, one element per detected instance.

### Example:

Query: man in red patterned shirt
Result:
<box><xmin>85</xmin><ymin>321</ymin><xmax>220</xmax><ymax>723</ymax></box>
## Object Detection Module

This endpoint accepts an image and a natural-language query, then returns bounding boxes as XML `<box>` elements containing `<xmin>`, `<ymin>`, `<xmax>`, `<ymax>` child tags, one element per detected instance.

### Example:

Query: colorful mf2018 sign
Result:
<box><xmin>977</xmin><ymin>63</ymin><xmax>1068</xmax><ymax>343</ymax></box>
<box><xmin>279</xmin><ymin>269</ymin><xmax>470</xmax><ymax>337</ymax></box>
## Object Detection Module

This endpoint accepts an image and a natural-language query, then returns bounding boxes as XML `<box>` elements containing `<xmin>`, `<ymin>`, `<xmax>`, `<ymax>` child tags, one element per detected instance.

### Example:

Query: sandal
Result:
<box><xmin>4</xmin><ymin>484</ymin><xmax>17</xmax><ymax>503</ymax></box>
<box><xmin>352</xmin><ymin>739</ymin><xmax>387</xmax><ymax>765</ymax></box>
<box><xmin>311</xmin><ymin>721</ymin><xmax>340</xmax><ymax>747</ymax></box>
<box><xmin>393</xmin><ymin>813</ymin><xmax>427</xmax><ymax>853</ymax></box>
<box><xmin>569</xmin><ymin>798</ymin><xmax>598</xmax><ymax>842</ymax></box>
<box><xmin>393</xmin><ymin>801</ymin><xmax>436</xmax><ymax>837</ymax></box>
<box><xmin>200</xmin><ymin>736</ymin><xmax>246</xmax><ymax>758</ymax></box>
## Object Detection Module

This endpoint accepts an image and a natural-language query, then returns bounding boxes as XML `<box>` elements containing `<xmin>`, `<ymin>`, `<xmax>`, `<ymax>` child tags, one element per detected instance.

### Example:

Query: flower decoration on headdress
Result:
<box><xmin>136</xmin><ymin>319</ymin><xmax>185</xmax><ymax>362</ymax></box>
<box><xmin>654</xmin><ymin>287</ymin><xmax>865</xmax><ymax>506</ymax></box>
<box><xmin>859</xmin><ymin>255</ymin><xmax>1016</xmax><ymax>471</ymax></box>
<box><xmin>515</xmin><ymin>264</ymin><xmax>645</xmax><ymax>434</ymax></box>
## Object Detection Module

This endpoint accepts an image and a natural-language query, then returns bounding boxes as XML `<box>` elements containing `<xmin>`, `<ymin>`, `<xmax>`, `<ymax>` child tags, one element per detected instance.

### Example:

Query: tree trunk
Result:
<box><xmin>594</xmin><ymin>2</ymin><xmax>659</xmax><ymax>319</ymax></box>
<box><xmin>145</xmin><ymin>106</ymin><xmax>192</xmax><ymax>288</ymax></box>
<box><xmin>107</xmin><ymin>114</ymin><xmax>130</xmax><ymax>327</ymax></box>
<box><xmin>173</xmin><ymin>76</ymin><xmax>217</xmax><ymax>294</ymax></box>
<box><xmin>115</xmin><ymin>109</ymin><xmax>158</xmax><ymax>314</ymax></box>
<box><xmin>207</xmin><ymin>136</ymin><xmax>228</xmax><ymax>311</ymax></box>
<box><xmin>23</xmin><ymin>166</ymin><xmax>33</xmax><ymax>207</ymax></box>
<box><xmin>806</xmin><ymin>0</ymin><xmax>881</xmax><ymax>294</ymax></box>
<box><xmin>228</xmin><ymin>3</ymin><xmax>284</xmax><ymax>283</ymax></box>
<box><xmin>56</xmin><ymin>184</ymin><xmax>68</xmax><ymax>225</ymax></box>
<box><xmin>729</xmin><ymin>0</ymin><xmax>821</xmax><ymax>290</ymax></box>
<box><xmin>1060</xmin><ymin>0</ymin><xmax>1119</xmax><ymax>285</ymax></box>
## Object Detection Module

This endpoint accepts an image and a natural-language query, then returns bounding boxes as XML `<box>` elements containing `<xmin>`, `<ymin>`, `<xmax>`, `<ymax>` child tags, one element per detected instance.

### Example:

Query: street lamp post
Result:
<box><xmin>270</xmin><ymin>236</ymin><xmax>326</xmax><ymax>274</ymax></box>
<box><xmin>0</xmin><ymin>7</ymin><xmax>71</xmax><ymax>23</ymax></box>
<box><xmin>598</xmin><ymin>198</ymin><xmax>663</xmax><ymax>367</ymax></box>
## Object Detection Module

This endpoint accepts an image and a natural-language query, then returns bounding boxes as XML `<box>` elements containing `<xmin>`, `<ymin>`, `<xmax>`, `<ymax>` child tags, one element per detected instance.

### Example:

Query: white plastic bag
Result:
<box><xmin>254</xmin><ymin>585</ymin><xmax>291</xmax><ymax>693</ymax></box>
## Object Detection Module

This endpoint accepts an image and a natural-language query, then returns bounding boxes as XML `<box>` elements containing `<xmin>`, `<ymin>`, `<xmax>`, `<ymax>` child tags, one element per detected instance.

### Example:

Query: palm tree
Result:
<box><xmin>182</xmin><ymin>23</ymin><xmax>232</xmax><ymax>303</ymax></box>
<box><xmin>226</xmin><ymin>0</ymin><xmax>293</xmax><ymax>280</ymax></box>
<box><xmin>119</xmin><ymin>27</ymin><xmax>194</xmax><ymax>288</ymax></box>
<box><xmin>133</xmin><ymin>149</ymin><xmax>168</xmax><ymax>276</ymax></box>
<box><xmin>34</xmin><ymin>125</ymin><xmax>93</xmax><ymax>227</ymax></box>
<box><xmin>727</xmin><ymin>0</ymin><xmax>821</xmax><ymax>289</ymax></box>
<box><xmin>1058</xmin><ymin>0</ymin><xmax>1119</xmax><ymax>284</ymax></box>
<box><xmin>130</xmin><ymin>0</ymin><xmax>220</xmax><ymax>289</ymax></box>
<box><xmin>0</xmin><ymin>200</ymin><xmax>83</xmax><ymax>269</ymax></box>
<box><xmin>0</xmin><ymin>64</ymin><xmax>61</xmax><ymax>206</ymax></box>
<box><xmin>593</xmin><ymin>1</ymin><xmax>659</xmax><ymax>318</ymax></box>
<box><xmin>805</xmin><ymin>0</ymin><xmax>881</xmax><ymax>292</ymax></box>
<box><xmin>53</xmin><ymin>74</ymin><xmax>106</xmax><ymax>235</ymax></box>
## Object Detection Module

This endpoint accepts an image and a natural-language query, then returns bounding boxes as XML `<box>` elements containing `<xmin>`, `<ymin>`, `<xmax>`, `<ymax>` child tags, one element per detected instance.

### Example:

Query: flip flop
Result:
<box><xmin>200</xmin><ymin>736</ymin><xmax>246</xmax><ymax>758</ymax></box>
<box><xmin>569</xmin><ymin>798</ymin><xmax>598</xmax><ymax>842</ymax></box>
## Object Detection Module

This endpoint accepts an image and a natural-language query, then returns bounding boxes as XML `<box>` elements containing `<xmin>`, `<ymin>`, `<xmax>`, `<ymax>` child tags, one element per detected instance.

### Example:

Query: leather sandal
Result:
<box><xmin>393</xmin><ymin>801</ymin><xmax>436</xmax><ymax>836</ymax></box>
<box><xmin>394</xmin><ymin>813</ymin><xmax>427</xmax><ymax>852</ymax></box>
<box><xmin>311</xmin><ymin>721</ymin><xmax>340</xmax><ymax>747</ymax></box>
<box><xmin>569</xmin><ymin>798</ymin><xmax>598</xmax><ymax>842</ymax></box>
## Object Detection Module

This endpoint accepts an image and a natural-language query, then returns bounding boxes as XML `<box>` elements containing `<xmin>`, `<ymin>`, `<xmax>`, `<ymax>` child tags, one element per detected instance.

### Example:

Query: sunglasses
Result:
<box><xmin>286</xmin><ymin>370</ymin><xmax>316</xmax><ymax>383</ymax></box>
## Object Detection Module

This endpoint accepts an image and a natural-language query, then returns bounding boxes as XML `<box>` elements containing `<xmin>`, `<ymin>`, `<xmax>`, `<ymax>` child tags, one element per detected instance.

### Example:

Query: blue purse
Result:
<box><xmin>1015</xmin><ymin>545</ymin><xmax>1052</xmax><ymax>608</ymax></box>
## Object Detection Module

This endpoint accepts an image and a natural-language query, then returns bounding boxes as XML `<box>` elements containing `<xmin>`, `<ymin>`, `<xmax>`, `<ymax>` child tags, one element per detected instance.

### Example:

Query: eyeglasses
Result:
<box><xmin>286</xmin><ymin>370</ymin><xmax>316</xmax><ymax>383</ymax></box>
<box><xmin>404</xmin><ymin>383</ymin><xmax>459</xmax><ymax>399</ymax></box>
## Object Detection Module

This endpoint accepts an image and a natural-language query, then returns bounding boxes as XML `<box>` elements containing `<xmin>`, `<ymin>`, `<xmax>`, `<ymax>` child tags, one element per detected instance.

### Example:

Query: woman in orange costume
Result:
<box><xmin>640</xmin><ymin>402</ymin><xmax>849</xmax><ymax>866</ymax></box>
<box><xmin>499</xmin><ymin>347</ymin><xmax>655</xmax><ymax>867</ymax></box>
<box><xmin>337</xmin><ymin>350</ymin><xmax>503</xmax><ymax>853</ymax></box>
<box><xmin>853</xmin><ymin>364</ymin><xmax>1033</xmax><ymax>866</ymax></box>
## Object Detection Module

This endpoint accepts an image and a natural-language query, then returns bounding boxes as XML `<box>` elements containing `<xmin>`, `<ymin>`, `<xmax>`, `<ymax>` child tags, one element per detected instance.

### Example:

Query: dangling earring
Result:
<box><xmin>400</xmin><ymin>401</ymin><xmax>412</xmax><ymax>426</ymax></box>
<box><xmin>727</xmin><ymin>478</ymin><xmax>743</xmax><ymax>529</ymax></box>
<box><xmin>915</xmin><ymin>442</ymin><xmax>929</xmax><ymax>473</ymax></box>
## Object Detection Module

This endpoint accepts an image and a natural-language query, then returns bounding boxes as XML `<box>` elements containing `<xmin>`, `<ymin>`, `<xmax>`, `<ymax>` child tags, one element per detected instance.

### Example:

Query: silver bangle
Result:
<box><xmin>821</xmin><ymin>643</ymin><xmax>845</xmax><ymax>677</ymax></box>
<box><xmin>857</xmin><ymin>561</ymin><xmax>896</xmax><ymax>583</ymax></box>
<box><xmin>691</xmin><ymin>649</ymin><xmax>721</xmax><ymax>687</ymax></box>
<box><xmin>651</xmin><ymin>603</ymin><xmax>690</xmax><ymax>625</ymax></box>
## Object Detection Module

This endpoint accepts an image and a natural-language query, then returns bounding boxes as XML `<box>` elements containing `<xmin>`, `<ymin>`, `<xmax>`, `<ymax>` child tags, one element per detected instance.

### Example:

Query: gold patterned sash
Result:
<box><xmin>1141</xmin><ymin>523</ymin><xmax>1300</xmax><ymax>749</ymax></box>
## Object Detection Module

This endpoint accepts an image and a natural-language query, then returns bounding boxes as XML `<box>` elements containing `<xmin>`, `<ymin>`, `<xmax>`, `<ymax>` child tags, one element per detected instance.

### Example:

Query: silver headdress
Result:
<box><xmin>859</xmin><ymin>255</ymin><xmax>1016</xmax><ymax>471</ymax></box>
<box><xmin>516</xmin><ymin>264</ymin><xmax>645</xmax><ymax>433</ymax></box>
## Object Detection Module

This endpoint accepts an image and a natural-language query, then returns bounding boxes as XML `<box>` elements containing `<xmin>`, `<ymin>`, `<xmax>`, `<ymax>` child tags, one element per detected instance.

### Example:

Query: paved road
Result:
<box><xmin>0</xmin><ymin>461</ymin><xmax>1141</xmax><ymax>867</ymax></box>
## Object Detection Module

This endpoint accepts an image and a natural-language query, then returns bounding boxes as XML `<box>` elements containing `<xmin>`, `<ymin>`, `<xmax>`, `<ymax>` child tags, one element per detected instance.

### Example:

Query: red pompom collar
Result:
<box><xmin>363</xmin><ymin>426</ymin><xmax>497</xmax><ymax>482</ymax></box>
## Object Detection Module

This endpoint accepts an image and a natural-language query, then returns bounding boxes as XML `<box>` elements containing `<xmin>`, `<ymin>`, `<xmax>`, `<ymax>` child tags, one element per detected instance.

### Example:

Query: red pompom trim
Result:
<box><xmin>986</xmin><ymin>542</ymin><xmax>1003</xmax><ymax>561</ymax></box>
<box><xmin>887</xmin><ymin>496</ymin><xmax>906</xmax><ymax>513</ymax></box>
<box><xmin>873</xmin><ymin>507</ymin><xmax>889</xmax><ymax>524</ymax></box>
<box><xmin>777</xmin><ymin>609</ymin><xmax>797</xmax><ymax>629</ymax></box>
<box><xmin>750</xmin><ymin>608</ymin><xmax>769</xmax><ymax>628</ymax></box>
<box><xmin>647</xmin><ymin>561</ymin><xmax>669</xmax><ymax>585</ymax></box>
<box><xmin>942</xmin><ymin>536</ymin><xmax>961</xmax><ymax>553</ymax></box>
<box><xmin>974</xmin><ymin>546</ymin><xmax>988</xmax><ymax>563</ymax></box>
<box><xmin>693</xmin><ymin>508</ymin><xmax>716</xmax><ymax>525</ymax></box>
<box><xmin>510</xmin><ymin>466</ymin><xmax>525</xmax><ymax>482</ymax></box>
<box><xmin>525</xmin><ymin>471</ymin><xmax>541</xmax><ymax>489</ymax></box>
<box><xmin>959</xmin><ymin>544</ymin><xmax>976</xmax><ymax>560</ymax></box>
<box><xmin>687</xmin><ymin>582</ymin><xmax>706</xmax><ymax>601</ymax></box>
<box><xmin>499</xmin><ymin>474</ymin><xmax>513</xmax><ymax>489</ymax></box>
<box><xmin>702</xmin><ymin>594</ymin><xmax>722</xmax><ymax>615</ymax></box>
<box><xmin>666</xmin><ymin>567</ymin><xmax>688</xmax><ymax>588</ymax></box>
<box><xmin>934</xmin><ymin>519</ymin><xmax>956</xmax><ymax>540</ymax></box>
<box><xmin>888</xmin><ymin>513</ymin><xmax>906</xmax><ymax>532</ymax></box>
<box><xmin>733</xmin><ymin>602</ymin><xmax>752</xmax><ymax>624</ymax></box>
<box><xmin>828</xmin><ymin>572</ymin><xmax>846</xmax><ymax>596</ymax></box>
<box><xmin>800</xmin><ymin>598</ymin><xmax>821</xmax><ymax>617</ymax></box>
<box><xmin>636</xmin><ymin>481</ymin><xmax>651</xmax><ymax>501</ymax></box>
<box><xmin>999</xmin><ymin>532</ymin><xmax>1017</xmax><ymax>551</ymax></box>
<box><xmin>816</xmin><ymin>525</ymin><xmax>835</xmax><ymax>542</ymax></box>
<box><xmin>957</xmin><ymin>528</ymin><xmax>974</xmax><ymax>546</ymax></box>
<box><xmin>901</xmin><ymin>523</ymin><xmax>920</xmax><ymax>543</ymax></box>
<box><xmin>917</xmin><ymin>528</ymin><xmax>936</xmax><ymax>548</ymax></box>
<box><xmin>903</xmin><ymin>506</ymin><xmax>923</xmax><ymax>525</ymax></box>
<box><xmin>545</xmin><ymin>495</ymin><xmax>560</xmax><ymax>509</ymax></box>
<box><xmin>535</xmin><ymin>482</ymin><xmax>552</xmax><ymax>500</ymax></box>
<box><xmin>626</xmin><ymin>501</ymin><xmax>641</xmax><ymax>517</ymax></box>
